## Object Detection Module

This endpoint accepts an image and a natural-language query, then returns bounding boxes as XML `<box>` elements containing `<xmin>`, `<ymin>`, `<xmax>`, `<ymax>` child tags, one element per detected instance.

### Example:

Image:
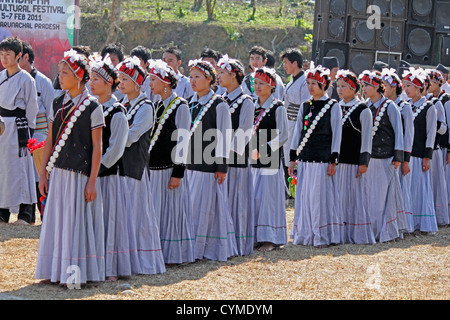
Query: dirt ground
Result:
<box><xmin>0</xmin><ymin>207</ymin><xmax>449</xmax><ymax>301</ymax></box>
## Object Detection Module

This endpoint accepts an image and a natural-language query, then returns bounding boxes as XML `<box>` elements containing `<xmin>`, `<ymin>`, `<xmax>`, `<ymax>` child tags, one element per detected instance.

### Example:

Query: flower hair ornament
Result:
<box><xmin>117</xmin><ymin>56</ymin><xmax>146</xmax><ymax>86</ymax></box>
<box><xmin>253</xmin><ymin>66</ymin><xmax>277</xmax><ymax>88</ymax></box>
<box><xmin>305</xmin><ymin>62</ymin><xmax>330</xmax><ymax>86</ymax></box>
<box><xmin>62</xmin><ymin>49</ymin><xmax>90</xmax><ymax>82</ymax></box>
<box><xmin>188</xmin><ymin>59</ymin><xmax>215</xmax><ymax>80</ymax></box>
<box><xmin>89</xmin><ymin>53</ymin><xmax>117</xmax><ymax>85</ymax></box>
<box><xmin>381</xmin><ymin>68</ymin><xmax>401</xmax><ymax>87</ymax></box>
<box><xmin>336</xmin><ymin>69</ymin><xmax>358</xmax><ymax>90</ymax></box>
<box><xmin>148</xmin><ymin>59</ymin><xmax>177</xmax><ymax>85</ymax></box>
<box><xmin>426</xmin><ymin>69</ymin><xmax>444</xmax><ymax>85</ymax></box>
<box><xmin>217</xmin><ymin>54</ymin><xmax>244</xmax><ymax>74</ymax></box>
<box><xmin>358</xmin><ymin>70</ymin><xmax>382</xmax><ymax>87</ymax></box>
<box><xmin>402</xmin><ymin>67</ymin><xmax>427</xmax><ymax>88</ymax></box>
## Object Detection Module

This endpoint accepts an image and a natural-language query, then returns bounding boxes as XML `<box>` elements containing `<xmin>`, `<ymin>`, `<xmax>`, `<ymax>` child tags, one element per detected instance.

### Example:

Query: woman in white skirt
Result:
<box><xmin>289</xmin><ymin>64</ymin><xmax>343</xmax><ymax>248</ymax></box>
<box><xmin>147</xmin><ymin>59</ymin><xmax>195</xmax><ymax>265</ymax></box>
<box><xmin>250</xmin><ymin>67</ymin><xmax>288</xmax><ymax>252</ymax></box>
<box><xmin>36</xmin><ymin>49</ymin><xmax>105</xmax><ymax>285</ymax></box>
<box><xmin>186</xmin><ymin>59</ymin><xmax>237</xmax><ymax>261</ymax></box>
<box><xmin>426</xmin><ymin>69</ymin><xmax>450</xmax><ymax>227</ymax></box>
<box><xmin>89</xmin><ymin>54</ymin><xmax>131</xmax><ymax>281</ymax></box>
<box><xmin>359</xmin><ymin>70</ymin><xmax>404</xmax><ymax>242</ymax></box>
<box><xmin>382</xmin><ymin>68</ymin><xmax>415</xmax><ymax>234</ymax></box>
<box><xmin>217</xmin><ymin>55</ymin><xmax>256</xmax><ymax>255</ymax></box>
<box><xmin>116</xmin><ymin>56</ymin><xmax>166</xmax><ymax>275</ymax></box>
<box><xmin>335</xmin><ymin>70</ymin><xmax>375</xmax><ymax>244</ymax></box>
<box><xmin>402</xmin><ymin>68</ymin><xmax>438</xmax><ymax>234</ymax></box>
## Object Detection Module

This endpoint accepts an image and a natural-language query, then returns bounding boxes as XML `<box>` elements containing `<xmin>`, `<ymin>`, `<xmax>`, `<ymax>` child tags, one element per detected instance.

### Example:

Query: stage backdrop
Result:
<box><xmin>0</xmin><ymin>0</ymin><xmax>80</xmax><ymax>81</ymax></box>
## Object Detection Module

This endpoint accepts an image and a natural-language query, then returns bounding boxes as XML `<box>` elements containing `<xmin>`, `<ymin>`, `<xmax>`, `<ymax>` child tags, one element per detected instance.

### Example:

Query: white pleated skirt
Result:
<box><xmin>187</xmin><ymin>170</ymin><xmax>238</xmax><ymax>261</ymax></box>
<box><xmin>365</xmin><ymin>158</ymin><xmax>403</xmax><ymax>242</ymax></box>
<box><xmin>410</xmin><ymin>156</ymin><xmax>438</xmax><ymax>232</ymax></box>
<box><xmin>252</xmin><ymin>165</ymin><xmax>287</xmax><ymax>247</ymax></box>
<box><xmin>149</xmin><ymin>168</ymin><xmax>195</xmax><ymax>264</ymax></box>
<box><xmin>120</xmin><ymin>170</ymin><xmax>166</xmax><ymax>275</ymax></box>
<box><xmin>399</xmin><ymin>168</ymin><xmax>414</xmax><ymax>233</ymax></box>
<box><xmin>291</xmin><ymin>162</ymin><xmax>343</xmax><ymax>247</ymax></box>
<box><xmin>225</xmin><ymin>166</ymin><xmax>255</xmax><ymax>256</ymax></box>
<box><xmin>336</xmin><ymin>163</ymin><xmax>375</xmax><ymax>244</ymax></box>
<box><xmin>35</xmin><ymin>168</ymin><xmax>105</xmax><ymax>284</ymax></box>
<box><xmin>430</xmin><ymin>149</ymin><xmax>449</xmax><ymax>226</ymax></box>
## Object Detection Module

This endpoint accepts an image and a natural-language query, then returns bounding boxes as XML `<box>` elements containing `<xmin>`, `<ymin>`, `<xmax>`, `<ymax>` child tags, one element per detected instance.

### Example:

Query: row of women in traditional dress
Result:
<box><xmin>31</xmin><ymin>46</ymin><xmax>290</xmax><ymax>285</ymax></box>
<box><xmin>29</xmin><ymin>44</ymin><xmax>449</xmax><ymax>285</ymax></box>
<box><xmin>290</xmin><ymin>64</ymin><xmax>450</xmax><ymax>248</ymax></box>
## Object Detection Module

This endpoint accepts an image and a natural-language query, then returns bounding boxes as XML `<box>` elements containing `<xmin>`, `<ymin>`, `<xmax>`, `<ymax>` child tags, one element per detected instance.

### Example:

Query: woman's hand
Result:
<box><xmin>85</xmin><ymin>179</ymin><xmax>98</xmax><ymax>202</ymax></box>
<box><xmin>422</xmin><ymin>158</ymin><xmax>430</xmax><ymax>172</ymax></box>
<box><xmin>168</xmin><ymin>177</ymin><xmax>181</xmax><ymax>190</ymax></box>
<box><xmin>215</xmin><ymin>172</ymin><xmax>226</xmax><ymax>185</ymax></box>
<box><xmin>393</xmin><ymin>161</ymin><xmax>401</xmax><ymax>170</ymax></box>
<box><xmin>39</xmin><ymin>173</ymin><xmax>49</xmax><ymax>198</ymax></box>
<box><xmin>401</xmin><ymin>162</ymin><xmax>411</xmax><ymax>176</ymax></box>
<box><xmin>251</xmin><ymin>149</ymin><xmax>260</xmax><ymax>161</ymax></box>
<box><xmin>356</xmin><ymin>165</ymin><xmax>367</xmax><ymax>178</ymax></box>
<box><xmin>327</xmin><ymin>163</ymin><xmax>337</xmax><ymax>176</ymax></box>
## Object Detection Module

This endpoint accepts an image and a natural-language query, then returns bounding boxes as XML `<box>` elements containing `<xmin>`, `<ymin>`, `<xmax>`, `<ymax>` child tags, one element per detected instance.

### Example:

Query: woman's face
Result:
<box><xmin>217</xmin><ymin>69</ymin><xmax>235</xmax><ymax>88</ymax></box>
<box><xmin>361</xmin><ymin>82</ymin><xmax>378</xmax><ymax>99</ymax></box>
<box><xmin>149</xmin><ymin>74</ymin><xmax>168</xmax><ymax>96</ymax></box>
<box><xmin>337</xmin><ymin>78</ymin><xmax>356</xmax><ymax>101</ymax></box>
<box><xmin>306</xmin><ymin>79</ymin><xmax>324</xmax><ymax>98</ymax></box>
<box><xmin>253</xmin><ymin>78</ymin><xmax>272</xmax><ymax>98</ymax></box>
<box><xmin>118</xmin><ymin>73</ymin><xmax>139</xmax><ymax>95</ymax></box>
<box><xmin>403</xmin><ymin>81</ymin><xmax>421</xmax><ymax>99</ymax></box>
<box><xmin>89</xmin><ymin>72</ymin><xmax>110</xmax><ymax>97</ymax></box>
<box><xmin>189</xmin><ymin>68</ymin><xmax>211</xmax><ymax>93</ymax></box>
<box><xmin>58</xmin><ymin>62</ymin><xmax>80</xmax><ymax>91</ymax></box>
<box><xmin>382</xmin><ymin>80</ymin><xmax>396</xmax><ymax>98</ymax></box>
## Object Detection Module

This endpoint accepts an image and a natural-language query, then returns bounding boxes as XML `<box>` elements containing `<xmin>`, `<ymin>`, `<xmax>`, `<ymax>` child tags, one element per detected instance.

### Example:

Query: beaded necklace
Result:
<box><xmin>226</xmin><ymin>93</ymin><xmax>247</xmax><ymax>115</ymax></box>
<box><xmin>252</xmin><ymin>98</ymin><xmax>278</xmax><ymax>136</ymax></box>
<box><xmin>46</xmin><ymin>96</ymin><xmax>94</xmax><ymax>173</ymax></box>
<box><xmin>149</xmin><ymin>97</ymin><xmax>181</xmax><ymax>152</ymax></box>
<box><xmin>371</xmin><ymin>98</ymin><xmax>389</xmax><ymax>136</ymax></box>
<box><xmin>341</xmin><ymin>99</ymin><xmax>360</xmax><ymax>125</ymax></box>
<box><xmin>189</xmin><ymin>94</ymin><xmax>218</xmax><ymax>136</ymax></box>
<box><xmin>412</xmin><ymin>99</ymin><xmax>430</xmax><ymax>119</ymax></box>
<box><xmin>296</xmin><ymin>99</ymin><xmax>334</xmax><ymax>156</ymax></box>
<box><xmin>126</xmin><ymin>97</ymin><xmax>147</xmax><ymax>121</ymax></box>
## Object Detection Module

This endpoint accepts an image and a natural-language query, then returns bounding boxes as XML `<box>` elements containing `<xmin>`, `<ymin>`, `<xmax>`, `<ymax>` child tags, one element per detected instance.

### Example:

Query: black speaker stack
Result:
<box><xmin>312</xmin><ymin>0</ymin><xmax>450</xmax><ymax>75</ymax></box>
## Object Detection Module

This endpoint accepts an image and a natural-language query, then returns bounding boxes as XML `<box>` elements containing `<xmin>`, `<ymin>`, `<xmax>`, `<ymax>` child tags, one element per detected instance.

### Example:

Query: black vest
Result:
<box><xmin>51</xmin><ymin>94</ymin><xmax>100</xmax><ymax>177</ymax></box>
<box><xmin>119</xmin><ymin>97</ymin><xmax>153</xmax><ymax>180</ymax></box>
<box><xmin>186</xmin><ymin>95</ymin><xmax>227</xmax><ymax>173</ymax></box>
<box><xmin>99</xmin><ymin>102</ymin><xmax>127</xmax><ymax>177</ymax></box>
<box><xmin>296</xmin><ymin>98</ymin><xmax>336</xmax><ymax>163</ymax></box>
<box><xmin>225</xmin><ymin>92</ymin><xmax>253</xmax><ymax>168</ymax></box>
<box><xmin>370</xmin><ymin>99</ymin><xmax>396</xmax><ymax>159</ymax></box>
<box><xmin>340</xmin><ymin>103</ymin><xmax>367</xmax><ymax>165</ymax></box>
<box><xmin>149</xmin><ymin>97</ymin><xmax>187</xmax><ymax>178</ymax></box>
<box><xmin>411</xmin><ymin>100</ymin><xmax>434</xmax><ymax>159</ymax></box>
<box><xmin>251</xmin><ymin>100</ymin><xmax>285</xmax><ymax>169</ymax></box>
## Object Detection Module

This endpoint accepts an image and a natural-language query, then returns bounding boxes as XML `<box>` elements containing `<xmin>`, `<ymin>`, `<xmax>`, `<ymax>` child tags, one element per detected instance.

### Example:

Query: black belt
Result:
<box><xmin>286</xmin><ymin>103</ymin><xmax>300</xmax><ymax>121</ymax></box>
<box><xmin>0</xmin><ymin>107</ymin><xmax>29</xmax><ymax>157</ymax></box>
<box><xmin>0</xmin><ymin>107</ymin><xmax>25</xmax><ymax>118</ymax></box>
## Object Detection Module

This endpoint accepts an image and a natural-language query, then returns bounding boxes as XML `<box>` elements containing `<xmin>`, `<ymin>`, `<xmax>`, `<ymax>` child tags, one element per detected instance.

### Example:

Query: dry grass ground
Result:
<box><xmin>0</xmin><ymin>208</ymin><xmax>449</xmax><ymax>301</ymax></box>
